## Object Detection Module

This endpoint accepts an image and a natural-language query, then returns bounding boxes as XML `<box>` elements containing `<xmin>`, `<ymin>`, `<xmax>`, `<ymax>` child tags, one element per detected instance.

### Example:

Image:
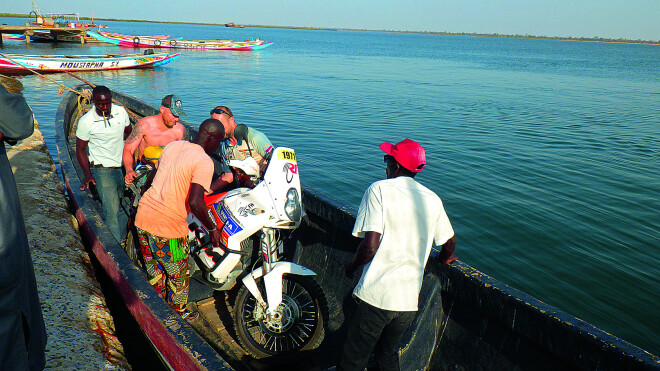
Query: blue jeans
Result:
<box><xmin>338</xmin><ymin>299</ymin><xmax>416</xmax><ymax>371</ymax></box>
<box><xmin>91</xmin><ymin>166</ymin><xmax>126</xmax><ymax>241</ymax></box>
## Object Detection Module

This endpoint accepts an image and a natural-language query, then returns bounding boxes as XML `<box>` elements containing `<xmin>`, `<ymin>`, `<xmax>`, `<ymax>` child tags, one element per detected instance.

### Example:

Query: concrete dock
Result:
<box><xmin>6</xmin><ymin>119</ymin><xmax>129</xmax><ymax>370</ymax></box>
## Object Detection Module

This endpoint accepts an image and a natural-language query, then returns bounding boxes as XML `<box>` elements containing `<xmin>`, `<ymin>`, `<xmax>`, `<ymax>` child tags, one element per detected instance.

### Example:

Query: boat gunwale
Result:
<box><xmin>0</xmin><ymin>53</ymin><xmax>180</xmax><ymax>61</ymax></box>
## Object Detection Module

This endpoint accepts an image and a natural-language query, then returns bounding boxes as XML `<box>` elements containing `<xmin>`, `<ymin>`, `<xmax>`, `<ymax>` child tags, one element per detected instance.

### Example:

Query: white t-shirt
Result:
<box><xmin>75</xmin><ymin>104</ymin><xmax>130</xmax><ymax>167</ymax></box>
<box><xmin>352</xmin><ymin>176</ymin><xmax>454</xmax><ymax>311</ymax></box>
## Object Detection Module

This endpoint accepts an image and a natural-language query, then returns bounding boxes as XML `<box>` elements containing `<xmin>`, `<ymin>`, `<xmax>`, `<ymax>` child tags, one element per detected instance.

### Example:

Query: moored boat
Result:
<box><xmin>93</xmin><ymin>30</ymin><xmax>273</xmax><ymax>51</ymax></box>
<box><xmin>55</xmin><ymin>85</ymin><xmax>660</xmax><ymax>370</ymax></box>
<box><xmin>86</xmin><ymin>31</ymin><xmax>171</xmax><ymax>46</ymax></box>
<box><xmin>0</xmin><ymin>52</ymin><xmax>180</xmax><ymax>75</ymax></box>
<box><xmin>1</xmin><ymin>34</ymin><xmax>26</xmax><ymax>41</ymax></box>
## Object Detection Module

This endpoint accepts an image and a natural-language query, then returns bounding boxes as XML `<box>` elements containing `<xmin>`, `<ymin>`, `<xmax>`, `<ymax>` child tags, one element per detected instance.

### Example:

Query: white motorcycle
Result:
<box><xmin>186</xmin><ymin>136</ymin><xmax>327</xmax><ymax>359</ymax></box>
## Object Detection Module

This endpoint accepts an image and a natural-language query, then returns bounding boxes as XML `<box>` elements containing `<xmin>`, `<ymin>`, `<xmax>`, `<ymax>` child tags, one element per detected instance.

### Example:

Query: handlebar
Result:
<box><xmin>188</xmin><ymin>222</ymin><xmax>249</xmax><ymax>256</ymax></box>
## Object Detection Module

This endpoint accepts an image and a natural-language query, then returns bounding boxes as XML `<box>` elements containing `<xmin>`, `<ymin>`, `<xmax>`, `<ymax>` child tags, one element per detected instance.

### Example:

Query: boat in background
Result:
<box><xmin>1</xmin><ymin>34</ymin><xmax>26</xmax><ymax>41</ymax></box>
<box><xmin>0</xmin><ymin>51</ymin><xmax>180</xmax><ymax>75</ymax></box>
<box><xmin>86</xmin><ymin>31</ymin><xmax>171</xmax><ymax>46</ymax></box>
<box><xmin>55</xmin><ymin>85</ymin><xmax>660</xmax><ymax>370</ymax></box>
<box><xmin>28</xmin><ymin>2</ymin><xmax>107</xmax><ymax>29</ymax></box>
<box><xmin>93</xmin><ymin>30</ymin><xmax>273</xmax><ymax>51</ymax></box>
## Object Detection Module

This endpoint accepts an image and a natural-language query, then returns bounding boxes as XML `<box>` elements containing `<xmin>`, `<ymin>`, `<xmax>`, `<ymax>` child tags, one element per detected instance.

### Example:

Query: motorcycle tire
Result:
<box><xmin>233</xmin><ymin>274</ymin><xmax>327</xmax><ymax>359</ymax></box>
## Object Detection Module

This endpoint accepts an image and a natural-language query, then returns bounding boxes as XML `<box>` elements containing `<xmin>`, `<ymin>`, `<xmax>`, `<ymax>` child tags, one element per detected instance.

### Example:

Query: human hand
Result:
<box><xmin>124</xmin><ymin>170</ymin><xmax>137</xmax><ymax>184</ymax></box>
<box><xmin>344</xmin><ymin>261</ymin><xmax>355</xmax><ymax>279</ymax></box>
<box><xmin>80</xmin><ymin>175</ymin><xmax>95</xmax><ymax>191</ymax></box>
<box><xmin>439</xmin><ymin>254</ymin><xmax>458</xmax><ymax>265</ymax></box>
<box><xmin>210</xmin><ymin>229</ymin><xmax>222</xmax><ymax>248</ymax></box>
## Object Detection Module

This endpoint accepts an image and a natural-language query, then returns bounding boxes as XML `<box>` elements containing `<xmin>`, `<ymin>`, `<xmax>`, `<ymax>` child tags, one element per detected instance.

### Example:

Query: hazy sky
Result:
<box><xmin>6</xmin><ymin>0</ymin><xmax>659</xmax><ymax>41</ymax></box>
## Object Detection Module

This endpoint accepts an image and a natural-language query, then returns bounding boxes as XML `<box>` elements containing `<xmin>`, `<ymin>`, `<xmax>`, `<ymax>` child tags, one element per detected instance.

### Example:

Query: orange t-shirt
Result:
<box><xmin>135</xmin><ymin>141</ymin><xmax>213</xmax><ymax>238</ymax></box>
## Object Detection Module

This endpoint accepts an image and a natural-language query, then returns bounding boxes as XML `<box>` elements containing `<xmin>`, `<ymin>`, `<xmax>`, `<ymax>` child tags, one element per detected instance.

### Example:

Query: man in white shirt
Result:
<box><xmin>339</xmin><ymin>138</ymin><xmax>457</xmax><ymax>371</ymax></box>
<box><xmin>76</xmin><ymin>85</ymin><xmax>131</xmax><ymax>241</ymax></box>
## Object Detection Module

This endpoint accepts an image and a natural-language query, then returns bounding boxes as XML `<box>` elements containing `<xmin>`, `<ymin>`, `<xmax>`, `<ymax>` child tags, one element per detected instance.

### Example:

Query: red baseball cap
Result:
<box><xmin>380</xmin><ymin>138</ymin><xmax>426</xmax><ymax>172</ymax></box>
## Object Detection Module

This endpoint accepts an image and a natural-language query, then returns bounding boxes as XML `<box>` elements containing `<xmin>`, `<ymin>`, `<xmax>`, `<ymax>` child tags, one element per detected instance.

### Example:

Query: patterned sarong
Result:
<box><xmin>136</xmin><ymin>227</ymin><xmax>190</xmax><ymax>313</ymax></box>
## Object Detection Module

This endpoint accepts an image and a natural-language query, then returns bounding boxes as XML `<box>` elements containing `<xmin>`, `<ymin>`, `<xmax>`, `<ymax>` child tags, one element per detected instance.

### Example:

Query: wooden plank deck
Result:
<box><xmin>0</xmin><ymin>25</ymin><xmax>88</xmax><ymax>44</ymax></box>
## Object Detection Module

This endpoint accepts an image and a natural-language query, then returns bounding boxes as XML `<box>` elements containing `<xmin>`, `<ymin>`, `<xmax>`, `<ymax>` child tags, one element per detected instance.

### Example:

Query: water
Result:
<box><xmin>2</xmin><ymin>17</ymin><xmax>659</xmax><ymax>355</ymax></box>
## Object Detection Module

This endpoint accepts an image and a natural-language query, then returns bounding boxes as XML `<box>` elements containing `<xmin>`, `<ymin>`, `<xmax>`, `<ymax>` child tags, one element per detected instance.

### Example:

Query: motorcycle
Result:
<box><xmin>185</xmin><ymin>137</ymin><xmax>327</xmax><ymax>359</ymax></box>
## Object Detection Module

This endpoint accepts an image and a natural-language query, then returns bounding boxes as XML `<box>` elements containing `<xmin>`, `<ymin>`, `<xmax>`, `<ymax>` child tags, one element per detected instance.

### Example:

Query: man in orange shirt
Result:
<box><xmin>123</xmin><ymin>94</ymin><xmax>186</xmax><ymax>184</ymax></box>
<box><xmin>134</xmin><ymin>118</ymin><xmax>224</xmax><ymax>320</ymax></box>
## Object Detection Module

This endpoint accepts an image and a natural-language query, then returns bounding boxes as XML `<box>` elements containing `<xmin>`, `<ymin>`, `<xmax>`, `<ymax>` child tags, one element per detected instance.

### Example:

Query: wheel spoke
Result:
<box><xmin>235</xmin><ymin>276</ymin><xmax>325</xmax><ymax>357</ymax></box>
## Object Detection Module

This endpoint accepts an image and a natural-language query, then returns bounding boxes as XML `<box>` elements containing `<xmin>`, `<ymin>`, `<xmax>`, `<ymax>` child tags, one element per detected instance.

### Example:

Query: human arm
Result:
<box><xmin>248</xmin><ymin>129</ymin><xmax>273</xmax><ymax>158</ymax></box>
<box><xmin>248</xmin><ymin>128</ymin><xmax>273</xmax><ymax>171</ymax></box>
<box><xmin>189</xmin><ymin>183</ymin><xmax>222</xmax><ymax>247</ymax></box>
<box><xmin>345</xmin><ymin>184</ymin><xmax>383</xmax><ymax>279</ymax></box>
<box><xmin>344</xmin><ymin>231</ymin><xmax>381</xmax><ymax>279</ymax></box>
<box><xmin>75</xmin><ymin>138</ymin><xmax>95</xmax><ymax>190</ymax></box>
<box><xmin>209</xmin><ymin>150</ymin><xmax>235</xmax><ymax>192</ymax></box>
<box><xmin>210</xmin><ymin>172</ymin><xmax>234</xmax><ymax>193</ymax></box>
<box><xmin>123</xmin><ymin>123</ymin><xmax>132</xmax><ymax>140</ymax></box>
<box><xmin>438</xmin><ymin>236</ymin><xmax>457</xmax><ymax>264</ymax></box>
<box><xmin>122</xmin><ymin>122</ymin><xmax>144</xmax><ymax>183</ymax></box>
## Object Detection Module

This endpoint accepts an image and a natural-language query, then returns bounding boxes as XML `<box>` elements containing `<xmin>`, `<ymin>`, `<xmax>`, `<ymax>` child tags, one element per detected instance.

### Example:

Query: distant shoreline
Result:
<box><xmin>2</xmin><ymin>13</ymin><xmax>658</xmax><ymax>45</ymax></box>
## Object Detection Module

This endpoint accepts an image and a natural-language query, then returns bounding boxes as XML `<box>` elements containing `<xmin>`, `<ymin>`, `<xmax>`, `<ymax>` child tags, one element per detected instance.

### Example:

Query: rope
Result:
<box><xmin>0</xmin><ymin>53</ymin><xmax>79</xmax><ymax>95</ymax></box>
<box><xmin>91</xmin><ymin>319</ymin><xmax>121</xmax><ymax>364</ymax></box>
<box><xmin>0</xmin><ymin>54</ymin><xmax>142</xmax><ymax>123</ymax></box>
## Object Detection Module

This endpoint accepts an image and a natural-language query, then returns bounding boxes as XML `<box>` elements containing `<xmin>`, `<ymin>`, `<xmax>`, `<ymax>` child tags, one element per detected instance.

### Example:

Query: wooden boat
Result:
<box><xmin>28</xmin><ymin>2</ymin><xmax>107</xmax><ymax>29</ymax></box>
<box><xmin>94</xmin><ymin>30</ymin><xmax>273</xmax><ymax>51</ymax></box>
<box><xmin>0</xmin><ymin>52</ymin><xmax>180</xmax><ymax>75</ymax></box>
<box><xmin>86</xmin><ymin>31</ymin><xmax>171</xmax><ymax>46</ymax></box>
<box><xmin>1</xmin><ymin>34</ymin><xmax>26</xmax><ymax>41</ymax></box>
<box><xmin>55</xmin><ymin>85</ymin><xmax>660</xmax><ymax>370</ymax></box>
<box><xmin>0</xmin><ymin>74</ymin><xmax>24</xmax><ymax>93</ymax></box>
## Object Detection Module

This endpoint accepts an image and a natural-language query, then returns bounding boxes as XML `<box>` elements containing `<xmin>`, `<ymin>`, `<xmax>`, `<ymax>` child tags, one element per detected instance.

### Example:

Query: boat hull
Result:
<box><xmin>95</xmin><ymin>31</ymin><xmax>272</xmax><ymax>51</ymax></box>
<box><xmin>0</xmin><ymin>52</ymin><xmax>180</xmax><ymax>75</ymax></box>
<box><xmin>54</xmin><ymin>86</ymin><xmax>660</xmax><ymax>370</ymax></box>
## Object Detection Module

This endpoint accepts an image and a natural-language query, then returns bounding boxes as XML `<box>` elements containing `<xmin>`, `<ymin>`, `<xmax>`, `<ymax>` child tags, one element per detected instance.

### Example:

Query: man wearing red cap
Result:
<box><xmin>339</xmin><ymin>138</ymin><xmax>457</xmax><ymax>371</ymax></box>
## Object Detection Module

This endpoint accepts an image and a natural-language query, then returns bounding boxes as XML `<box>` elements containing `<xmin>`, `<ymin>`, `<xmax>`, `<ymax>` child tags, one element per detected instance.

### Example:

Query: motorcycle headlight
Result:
<box><xmin>284</xmin><ymin>187</ymin><xmax>301</xmax><ymax>222</ymax></box>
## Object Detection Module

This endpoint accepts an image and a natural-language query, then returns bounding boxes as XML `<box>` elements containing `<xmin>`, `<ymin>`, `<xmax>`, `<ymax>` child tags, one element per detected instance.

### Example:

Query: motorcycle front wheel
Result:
<box><xmin>233</xmin><ymin>274</ymin><xmax>327</xmax><ymax>359</ymax></box>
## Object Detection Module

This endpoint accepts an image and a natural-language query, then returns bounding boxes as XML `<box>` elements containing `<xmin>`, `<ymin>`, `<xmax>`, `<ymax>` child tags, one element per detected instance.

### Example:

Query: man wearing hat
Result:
<box><xmin>123</xmin><ymin>94</ymin><xmax>186</xmax><ymax>185</ymax></box>
<box><xmin>339</xmin><ymin>138</ymin><xmax>457</xmax><ymax>371</ymax></box>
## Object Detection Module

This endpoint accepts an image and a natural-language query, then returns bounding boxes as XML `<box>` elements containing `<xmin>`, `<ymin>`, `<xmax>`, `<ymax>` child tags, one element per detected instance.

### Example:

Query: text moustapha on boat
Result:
<box><xmin>55</xmin><ymin>85</ymin><xmax>660</xmax><ymax>370</ymax></box>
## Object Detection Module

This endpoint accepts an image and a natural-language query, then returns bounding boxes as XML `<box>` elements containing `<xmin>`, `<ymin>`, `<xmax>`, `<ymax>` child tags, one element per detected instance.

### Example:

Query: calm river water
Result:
<box><xmin>2</xmin><ymin>17</ymin><xmax>658</xmax><ymax>355</ymax></box>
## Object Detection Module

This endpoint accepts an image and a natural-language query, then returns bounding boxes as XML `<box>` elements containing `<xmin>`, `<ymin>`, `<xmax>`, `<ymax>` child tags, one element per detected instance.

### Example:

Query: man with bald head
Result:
<box><xmin>134</xmin><ymin>118</ymin><xmax>224</xmax><ymax>320</ymax></box>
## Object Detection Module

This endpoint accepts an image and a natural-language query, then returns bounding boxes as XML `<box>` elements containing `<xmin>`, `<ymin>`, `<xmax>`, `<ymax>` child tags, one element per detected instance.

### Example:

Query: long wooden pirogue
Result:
<box><xmin>55</xmin><ymin>85</ymin><xmax>660</xmax><ymax>370</ymax></box>
<box><xmin>0</xmin><ymin>51</ymin><xmax>180</xmax><ymax>75</ymax></box>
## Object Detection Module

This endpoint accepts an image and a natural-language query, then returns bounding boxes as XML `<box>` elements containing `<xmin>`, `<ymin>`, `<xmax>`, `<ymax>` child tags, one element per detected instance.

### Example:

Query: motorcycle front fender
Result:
<box><xmin>241</xmin><ymin>261</ymin><xmax>317</xmax><ymax>314</ymax></box>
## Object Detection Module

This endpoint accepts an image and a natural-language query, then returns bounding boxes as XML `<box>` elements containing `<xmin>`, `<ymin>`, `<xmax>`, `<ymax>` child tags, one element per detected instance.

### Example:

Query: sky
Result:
<box><xmin>5</xmin><ymin>0</ymin><xmax>660</xmax><ymax>41</ymax></box>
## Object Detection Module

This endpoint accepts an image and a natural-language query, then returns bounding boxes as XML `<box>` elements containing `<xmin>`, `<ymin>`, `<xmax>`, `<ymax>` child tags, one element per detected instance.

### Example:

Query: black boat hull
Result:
<box><xmin>55</xmin><ymin>85</ymin><xmax>659</xmax><ymax>370</ymax></box>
